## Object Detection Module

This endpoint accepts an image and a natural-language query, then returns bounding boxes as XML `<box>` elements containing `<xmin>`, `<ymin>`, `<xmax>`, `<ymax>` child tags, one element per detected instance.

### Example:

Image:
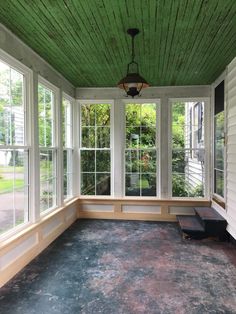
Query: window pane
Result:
<box><xmin>126</xmin><ymin>127</ymin><xmax>140</xmax><ymax>148</ymax></box>
<box><xmin>96</xmin><ymin>173</ymin><xmax>110</xmax><ymax>195</ymax></box>
<box><xmin>62</xmin><ymin>98</ymin><xmax>72</xmax><ymax>148</ymax></box>
<box><xmin>214</xmin><ymin>81</ymin><xmax>224</xmax><ymax>199</ymax></box>
<box><xmin>96</xmin><ymin>104</ymin><xmax>110</xmax><ymax>126</ymax></box>
<box><xmin>172</xmin><ymin>101</ymin><xmax>205</xmax><ymax>197</ymax></box>
<box><xmin>81</xmin><ymin>150</ymin><xmax>95</xmax><ymax>172</ymax></box>
<box><xmin>0</xmin><ymin>61</ymin><xmax>28</xmax><ymax>236</ymax></box>
<box><xmin>141</xmin><ymin>150</ymin><xmax>156</xmax><ymax>173</ymax></box>
<box><xmin>126</xmin><ymin>104</ymin><xmax>141</xmax><ymax>126</ymax></box>
<box><xmin>81</xmin><ymin>127</ymin><xmax>95</xmax><ymax>148</ymax></box>
<box><xmin>172</xmin><ymin>173</ymin><xmax>204</xmax><ymax>197</ymax></box>
<box><xmin>172</xmin><ymin>149</ymin><xmax>204</xmax><ymax>197</ymax></box>
<box><xmin>96</xmin><ymin>127</ymin><xmax>110</xmax><ymax>148</ymax></box>
<box><xmin>141</xmin><ymin>174</ymin><xmax>156</xmax><ymax>196</ymax></box>
<box><xmin>38</xmin><ymin>84</ymin><xmax>53</xmax><ymax>147</ymax></box>
<box><xmin>63</xmin><ymin>150</ymin><xmax>73</xmax><ymax>199</ymax></box>
<box><xmin>214</xmin><ymin>170</ymin><xmax>224</xmax><ymax>197</ymax></box>
<box><xmin>81</xmin><ymin>173</ymin><xmax>95</xmax><ymax>195</ymax></box>
<box><xmin>172</xmin><ymin>103</ymin><xmax>186</xmax><ymax>150</ymax></box>
<box><xmin>81</xmin><ymin>104</ymin><xmax>95</xmax><ymax>126</ymax></box>
<box><xmin>125</xmin><ymin>174</ymin><xmax>140</xmax><ymax>196</ymax></box>
<box><xmin>141</xmin><ymin>103</ymin><xmax>156</xmax><ymax>125</ymax></box>
<box><xmin>125</xmin><ymin>150</ymin><xmax>140</xmax><ymax>173</ymax></box>
<box><xmin>62</xmin><ymin>98</ymin><xmax>73</xmax><ymax>201</ymax></box>
<box><xmin>0</xmin><ymin>149</ymin><xmax>28</xmax><ymax>235</ymax></box>
<box><xmin>125</xmin><ymin>103</ymin><xmax>157</xmax><ymax>197</ymax></box>
<box><xmin>40</xmin><ymin>149</ymin><xmax>56</xmax><ymax>212</ymax></box>
<box><xmin>140</xmin><ymin>127</ymin><xmax>155</xmax><ymax>148</ymax></box>
<box><xmin>80</xmin><ymin>103</ymin><xmax>111</xmax><ymax>196</ymax></box>
<box><xmin>215</xmin><ymin>140</ymin><xmax>224</xmax><ymax>170</ymax></box>
<box><xmin>214</xmin><ymin>112</ymin><xmax>224</xmax><ymax>172</ymax></box>
<box><xmin>96</xmin><ymin>150</ymin><xmax>110</xmax><ymax>172</ymax></box>
<box><xmin>0</xmin><ymin>63</ymin><xmax>24</xmax><ymax>146</ymax></box>
<box><xmin>40</xmin><ymin>179</ymin><xmax>55</xmax><ymax>212</ymax></box>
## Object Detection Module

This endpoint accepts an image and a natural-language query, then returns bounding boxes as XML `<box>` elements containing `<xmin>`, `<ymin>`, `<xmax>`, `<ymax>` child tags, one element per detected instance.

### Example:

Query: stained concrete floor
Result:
<box><xmin>0</xmin><ymin>219</ymin><xmax>236</xmax><ymax>314</ymax></box>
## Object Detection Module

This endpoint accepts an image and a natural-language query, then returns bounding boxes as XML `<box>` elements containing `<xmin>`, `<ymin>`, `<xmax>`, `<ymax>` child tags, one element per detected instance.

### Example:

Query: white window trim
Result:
<box><xmin>0</xmin><ymin>49</ymin><xmax>33</xmax><ymax>240</ymax></box>
<box><xmin>78</xmin><ymin>99</ymin><xmax>114</xmax><ymax>197</ymax></box>
<box><xmin>211</xmin><ymin>71</ymin><xmax>226</xmax><ymax>204</ymax></box>
<box><xmin>122</xmin><ymin>99</ymin><xmax>160</xmax><ymax>197</ymax></box>
<box><xmin>168</xmin><ymin>97</ymin><xmax>211</xmax><ymax>200</ymax></box>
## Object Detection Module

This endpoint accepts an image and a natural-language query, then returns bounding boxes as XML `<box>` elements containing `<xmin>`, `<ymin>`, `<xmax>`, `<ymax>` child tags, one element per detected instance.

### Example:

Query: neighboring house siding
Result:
<box><xmin>185</xmin><ymin>102</ymin><xmax>204</xmax><ymax>193</ymax></box>
<box><xmin>226</xmin><ymin>57</ymin><xmax>236</xmax><ymax>237</ymax></box>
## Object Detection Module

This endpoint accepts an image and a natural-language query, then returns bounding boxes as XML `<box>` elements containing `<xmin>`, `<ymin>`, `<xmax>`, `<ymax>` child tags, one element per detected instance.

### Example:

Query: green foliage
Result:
<box><xmin>172</xmin><ymin>102</ymin><xmax>204</xmax><ymax>197</ymax></box>
<box><xmin>172</xmin><ymin>174</ymin><xmax>188</xmax><ymax>197</ymax></box>
<box><xmin>38</xmin><ymin>84</ymin><xmax>53</xmax><ymax>147</ymax></box>
<box><xmin>80</xmin><ymin>104</ymin><xmax>111</xmax><ymax>195</ymax></box>
<box><xmin>126</xmin><ymin>103</ymin><xmax>156</xmax><ymax>149</ymax></box>
<box><xmin>0</xmin><ymin>67</ymin><xmax>24</xmax><ymax>145</ymax></box>
<box><xmin>191</xmin><ymin>183</ymin><xmax>204</xmax><ymax>197</ymax></box>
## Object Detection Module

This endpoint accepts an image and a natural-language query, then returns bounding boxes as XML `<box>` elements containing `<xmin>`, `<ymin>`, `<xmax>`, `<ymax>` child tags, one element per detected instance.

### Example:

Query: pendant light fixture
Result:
<box><xmin>118</xmin><ymin>28</ymin><xmax>149</xmax><ymax>98</ymax></box>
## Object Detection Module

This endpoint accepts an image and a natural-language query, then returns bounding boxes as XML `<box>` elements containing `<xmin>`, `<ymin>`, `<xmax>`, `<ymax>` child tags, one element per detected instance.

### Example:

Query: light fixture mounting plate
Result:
<box><xmin>127</xmin><ymin>28</ymin><xmax>139</xmax><ymax>37</ymax></box>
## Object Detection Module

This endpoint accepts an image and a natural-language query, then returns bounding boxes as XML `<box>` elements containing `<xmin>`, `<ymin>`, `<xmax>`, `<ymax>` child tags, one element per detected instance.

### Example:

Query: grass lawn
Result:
<box><xmin>0</xmin><ymin>166</ymin><xmax>24</xmax><ymax>173</ymax></box>
<box><xmin>0</xmin><ymin>179</ymin><xmax>24</xmax><ymax>193</ymax></box>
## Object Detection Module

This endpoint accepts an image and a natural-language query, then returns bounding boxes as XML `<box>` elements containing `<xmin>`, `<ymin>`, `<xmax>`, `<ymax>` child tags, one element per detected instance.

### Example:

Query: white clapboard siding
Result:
<box><xmin>227</xmin><ymin>134</ymin><xmax>236</xmax><ymax>145</ymax></box>
<box><xmin>226</xmin><ymin>56</ymin><xmax>236</xmax><ymax>236</ymax></box>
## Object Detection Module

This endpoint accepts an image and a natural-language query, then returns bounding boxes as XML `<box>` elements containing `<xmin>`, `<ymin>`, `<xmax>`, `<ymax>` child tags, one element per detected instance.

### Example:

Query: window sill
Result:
<box><xmin>78</xmin><ymin>195</ymin><xmax>210</xmax><ymax>203</ymax></box>
<box><xmin>212</xmin><ymin>195</ymin><xmax>225</xmax><ymax>209</ymax></box>
<box><xmin>0</xmin><ymin>197</ymin><xmax>79</xmax><ymax>250</ymax></box>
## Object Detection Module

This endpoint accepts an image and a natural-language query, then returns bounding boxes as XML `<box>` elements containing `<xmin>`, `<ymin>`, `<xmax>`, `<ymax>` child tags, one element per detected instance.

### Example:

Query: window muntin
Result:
<box><xmin>125</xmin><ymin>103</ymin><xmax>157</xmax><ymax>196</ymax></box>
<box><xmin>80</xmin><ymin>103</ymin><xmax>111</xmax><ymax>195</ymax></box>
<box><xmin>0</xmin><ymin>60</ymin><xmax>29</xmax><ymax>235</ymax></box>
<box><xmin>38</xmin><ymin>83</ymin><xmax>57</xmax><ymax>212</ymax></box>
<box><xmin>172</xmin><ymin>101</ymin><xmax>205</xmax><ymax>197</ymax></box>
<box><xmin>214</xmin><ymin>81</ymin><xmax>224</xmax><ymax>198</ymax></box>
<box><xmin>62</xmin><ymin>97</ymin><xmax>73</xmax><ymax>200</ymax></box>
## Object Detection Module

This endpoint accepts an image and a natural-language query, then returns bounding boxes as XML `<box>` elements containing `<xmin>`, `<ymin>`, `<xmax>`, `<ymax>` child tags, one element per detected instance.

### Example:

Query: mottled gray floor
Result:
<box><xmin>0</xmin><ymin>219</ymin><xmax>236</xmax><ymax>314</ymax></box>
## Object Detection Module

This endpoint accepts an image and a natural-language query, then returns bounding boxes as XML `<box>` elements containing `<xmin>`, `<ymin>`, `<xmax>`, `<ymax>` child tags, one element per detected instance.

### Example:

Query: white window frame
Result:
<box><xmin>0</xmin><ymin>49</ymin><xmax>33</xmax><ymax>239</ymax></box>
<box><xmin>211</xmin><ymin>74</ymin><xmax>226</xmax><ymax>204</ymax></box>
<box><xmin>62</xmin><ymin>92</ymin><xmax>75</xmax><ymax>202</ymax></box>
<box><xmin>168</xmin><ymin>97</ymin><xmax>210</xmax><ymax>199</ymax></box>
<box><xmin>78</xmin><ymin>100</ymin><xmax>114</xmax><ymax>197</ymax></box>
<box><xmin>122</xmin><ymin>99</ymin><xmax>160</xmax><ymax>197</ymax></box>
<box><xmin>38</xmin><ymin>76</ymin><xmax>60</xmax><ymax>215</ymax></box>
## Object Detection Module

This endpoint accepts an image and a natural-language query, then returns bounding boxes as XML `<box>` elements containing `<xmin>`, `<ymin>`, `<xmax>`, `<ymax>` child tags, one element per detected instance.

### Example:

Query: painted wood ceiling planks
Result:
<box><xmin>0</xmin><ymin>0</ymin><xmax>235</xmax><ymax>87</ymax></box>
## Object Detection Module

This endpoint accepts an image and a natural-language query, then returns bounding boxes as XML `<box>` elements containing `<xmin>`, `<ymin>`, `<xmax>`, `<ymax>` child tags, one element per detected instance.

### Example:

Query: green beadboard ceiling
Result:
<box><xmin>0</xmin><ymin>0</ymin><xmax>236</xmax><ymax>87</ymax></box>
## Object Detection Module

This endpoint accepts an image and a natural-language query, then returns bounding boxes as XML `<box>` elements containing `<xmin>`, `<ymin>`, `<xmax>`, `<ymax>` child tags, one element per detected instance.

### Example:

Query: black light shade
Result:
<box><xmin>118</xmin><ymin>73</ymin><xmax>149</xmax><ymax>97</ymax></box>
<box><xmin>118</xmin><ymin>28</ymin><xmax>149</xmax><ymax>97</ymax></box>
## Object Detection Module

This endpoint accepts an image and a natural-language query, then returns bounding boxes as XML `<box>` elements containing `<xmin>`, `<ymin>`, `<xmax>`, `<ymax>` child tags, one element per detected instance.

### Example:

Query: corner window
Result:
<box><xmin>214</xmin><ymin>81</ymin><xmax>224</xmax><ymax>198</ymax></box>
<box><xmin>0</xmin><ymin>59</ymin><xmax>29</xmax><ymax>235</ymax></box>
<box><xmin>80</xmin><ymin>103</ymin><xmax>111</xmax><ymax>195</ymax></box>
<box><xmin>172</xmin><ymin>101</ymin><xmax>205</xmax><ymax>197</ymax></box>
<box><xmin>125</xmin><ymin>103</ymin><xmax>157</xmax><ymax>196</ymax></box>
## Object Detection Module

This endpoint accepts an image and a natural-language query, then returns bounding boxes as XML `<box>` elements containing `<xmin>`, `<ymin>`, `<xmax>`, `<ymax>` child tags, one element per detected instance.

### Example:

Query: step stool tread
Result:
<box><xmin>194</xmin><ymin>207</ymin><xmax>226</xmax><ymax>222</ymax></box>
<box><xmin>177</xmin><ymin>215</ymin><xmax>205</xmax><ymax>232</ymax></box>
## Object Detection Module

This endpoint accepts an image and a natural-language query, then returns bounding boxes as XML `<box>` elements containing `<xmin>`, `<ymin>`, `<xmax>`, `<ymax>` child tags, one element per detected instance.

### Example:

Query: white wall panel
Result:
<box><xmin>0</xmin><ymin>234</ymin><xmax>38</xmax><ymax>270</ymax></box>
<box><xmin>169</xmin><ymin>207</ymin><xmax>195</xmax><ymax>215</ymax></box>
<box><xmin>42</xmin><ymin>216</ymin><xmax>63</xmax><ymax>238</ymax></box>
<box><xmin>226</xmin><ymin>56</ymin><xmax>236</xmax><ymax>239</ymax></box>
<box><xmin>81</xmin><ymin>204</ymin><xmax>113</xmax><ymax>212</ymax></box>
<box><xmin>122</xmin><ymin>205</ymin><xmax>161</xmax><ymax>214</ymax></box>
